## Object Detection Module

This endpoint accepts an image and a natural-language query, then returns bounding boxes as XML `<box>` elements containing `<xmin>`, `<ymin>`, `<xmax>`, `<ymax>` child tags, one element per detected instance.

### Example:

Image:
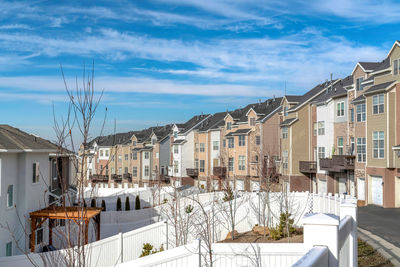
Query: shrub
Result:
<box><xmin>91</xmin><ymin>199</ymin><xmax>96</xmax><ymax>208</ymax></box>
<box><xmin>116</xmin><ymin>197</ymin><xmax>122</xmax><ymax>211</ymax></box>
<box><xmin>125</xmin><ymin>196</ymin><xmax>130</xmax><ymax>211</ymax></box>
<box><xmin>101</xmin><ymin>200</ymin><xmax>106</xmax><ymax>211</ymax></box>
<box><xmin>223</xmin><ymin>186</ymin><xmax>234</xmax><ymax>202</ymax></box>
<box><xmin>135</xmin><ymin>195</ymin><xmax>141</xmax><ymax>210</ymax></box>
<box><xmin>139</xmin><ymin>243</ymin><xmax>164</xmax><ymax>258</ymax></box>
<box><xmin>185</xmin><ymin>204</ymin><xmax>193</xmax><ymax>214</ymax></box>
<box><xmin>269</xmin><ymin>212</ymin><xmax>296</xmax><ymax>240</ymax></box>
<box><xmin>162</xmin><ymin>198</ymin><xmax>168</xmax><ymax>204</ymax></box>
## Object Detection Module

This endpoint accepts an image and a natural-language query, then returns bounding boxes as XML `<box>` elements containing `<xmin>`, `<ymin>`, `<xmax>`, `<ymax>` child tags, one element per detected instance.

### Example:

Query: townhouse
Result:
<box><xmin>0</xmin><ymin>125</ymin><xmax>75</xmax><ymax>256</ymax></box>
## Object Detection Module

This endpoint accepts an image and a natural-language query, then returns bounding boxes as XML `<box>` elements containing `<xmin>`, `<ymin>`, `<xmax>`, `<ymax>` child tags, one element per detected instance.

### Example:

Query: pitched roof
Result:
<box><xmin>364</xmin><ymin>80</ymin><xmax>397</xmax><ymax>95</ymax></box>
<box><xmin>285</xmin><ymin>95</ymin><xmax>303</xmax><ymax>103</ymax></box>
<box><xmin>289</xmin><ymin>81</ymin><xmax>335</xmax><ymax>111</ymax></box>
<box><xmin>227</xmin><ymin>97</ymin><xmax>282</xmax><ymax>123</ymax></box>
<box><xmin>313</xmin><ymin>79</ymin><xmax>347</xmax><ymax>104</ymax></box>
<box><xmin>225</xmin><ymin>128</ymin><xmax>252</xmax><ymax>136</ymax></box>
<box><xmin>0</xmin><ymin>125</ymin><xmax>58</xmax><ymax>151</ymax></box>
<box><xmin>359</xmin><ymin>62</ymin><xmax>381</xmax><ymax>71</ymax></box>
<box><xmin>371</xmin><ymin>57</ymin><xmax>390</xmax><ymax>73</ymax></box>
<box><xmin>176</xmin><ymin>114</ymin><xmax>209</xmax><ymax>133</ymax></box>
<box><xmin>173</xmin><ymin>139</ymin><xmax>186</xmax><ymax>144</ymax></box>
<box><xmin>196</xmin><ymin>112</ymin><xmax>226</xmax><ymax>132</ymax></box>
<box><xmin>280</xmin><ymin>118</ymin><xmax>298</xmax><ymax>127</ymax></box>
<box><xmin>352</xmin><ymin>95</ymin><xmax>365</xmax><ymax>104</ymax></box>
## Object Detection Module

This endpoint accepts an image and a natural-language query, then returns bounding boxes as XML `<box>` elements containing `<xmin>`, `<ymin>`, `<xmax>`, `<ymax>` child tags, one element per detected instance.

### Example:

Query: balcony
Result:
<box><xmin>186</xmin><ymin>168</ymin><xmax>199</xmax><ymax>178</ymax></box>
<box><xmin>213</xmin><ymin>167</ymin><xmax>227</xmax><ymax>178</ymax></box>
<box><xmin>111</xmin><ymin>174</ymin><xmax>122</xmax><ymax>182</ymax></box>
<box><xmin>299</xmin><ymin>161</ymin><xmax>317</xmax><ymax>173</ymax></box>
<box><xmin>320</xmin><ymin>155</ymin><xmax>355</xmax><ymax>172</ymax></box>
<box><xmin>89</xmin><ymin>174</ymin><xmax>109</xmax><ymax>183</ymax></box>
<box><xmin>123</xmin><ymin>173</ymin><xmax>132</xmax><ymax>182</ymax></box>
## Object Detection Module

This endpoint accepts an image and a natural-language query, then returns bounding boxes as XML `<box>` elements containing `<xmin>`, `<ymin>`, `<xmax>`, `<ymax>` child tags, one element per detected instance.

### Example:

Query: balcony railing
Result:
<box><xmin>123</xmin><ymin>173</ymin><xmax>132</xmax><ymax>182</ymax></box>
<box><xmin>89</xmin><ymin>174</ymin><xmax>109</xmax><ymax>183</ymax></box>
<box><xmin>186</xmin><ymin>168</ymin><xmax>199</xmax><ymax>178</ymax></box>
<box><xmin>299</xmin><ymin>161</ymin><xmax>317</xmax><ymax>173</ymax></box>
<box><xmin>111</xmin><ymin>174</ymin><xmax>122</xmax><ymax>182</ymax></box>
<box><xmin>320</xmin><ymin>155</ymin><xmax>355</xmax><ymax>172</ymax></box>
<box><xmin>213</xmin><ymin>167</ymin><xmax>227</xmax><ymax>178</ymax></box>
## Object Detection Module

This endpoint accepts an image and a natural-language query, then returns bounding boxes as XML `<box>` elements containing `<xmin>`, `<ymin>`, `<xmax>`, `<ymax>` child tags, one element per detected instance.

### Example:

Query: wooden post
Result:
<box><xmin>30</xmin><ymin>217</ymin><xmax>36</xmax><ymax>252</ymax></box>
<box><xmin>96</xmin><ymin>215</ymin><xmax>101</xmax><ymax>241</ymax></box>
<box><xmin>49</xmin><ymin>219</ymin><xmax>54</xmax><ymax>246</ymax></box>
<box><xmin>84</xmin><ymin>219</ymin><xmax>89</xmax><ymax>245</ymax></box>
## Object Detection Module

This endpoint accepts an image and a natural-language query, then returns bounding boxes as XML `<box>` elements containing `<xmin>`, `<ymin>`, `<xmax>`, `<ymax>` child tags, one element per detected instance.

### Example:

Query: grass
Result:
<box><xmin>358</xmin><ymin>239</ymin><xmax>394</xmax><ymax>267</ymax></box>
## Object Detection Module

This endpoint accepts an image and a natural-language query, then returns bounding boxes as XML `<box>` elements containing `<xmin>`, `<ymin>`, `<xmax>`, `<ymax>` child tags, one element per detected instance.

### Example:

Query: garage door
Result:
<box><xmin>339</xmin><ymin>177</ymin><xmax>347</xmax><ymax>194</ymax></box>
<box><xmin>357</xmin><ymin>178</ymin><xmax>365</xmax><ymax>200</ymax></box>
<box><xmin>371</xmin><ymin>176</ymin><xmax>383</xmax><ymax>206</ymax></box>
<box><xmin>318</xmin><ymin>179</ymin><xmax>327</xmax><ymax>193</ymax></box>
<box><xmin>251</xmin><ymin>181</ymin><xmax>260</xmax><ymax>192</ymax></box>
<box><xmin>236</xmin><ymin>180</ymin><xmax>244</xmax><ymax>191</ymax></box>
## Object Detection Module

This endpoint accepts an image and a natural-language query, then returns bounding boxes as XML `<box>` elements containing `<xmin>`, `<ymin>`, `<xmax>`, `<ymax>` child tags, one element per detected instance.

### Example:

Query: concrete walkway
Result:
<box><xmin>358</xmin><ymin>228</ymin><xmax>400</xmax><ymax>266</ymax></box>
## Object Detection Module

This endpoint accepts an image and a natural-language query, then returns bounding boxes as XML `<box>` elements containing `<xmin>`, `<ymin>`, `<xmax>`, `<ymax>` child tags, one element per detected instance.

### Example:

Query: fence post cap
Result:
<box><xmin>340</xmin><ymin>202</ymin><xmax>357</xmax><ymax>208</ymax></box>
<box><xmin>303</xmin><ymin>213</ymin><xmax>339</xmax><ymax>226</ymax></box>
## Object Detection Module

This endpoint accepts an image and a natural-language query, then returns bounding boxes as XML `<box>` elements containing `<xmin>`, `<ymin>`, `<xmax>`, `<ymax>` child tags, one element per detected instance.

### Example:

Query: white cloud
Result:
<box><xmin>0</xmin><ymin>24</ymin><xmax>32</xmax><ymax>30</ymax></box>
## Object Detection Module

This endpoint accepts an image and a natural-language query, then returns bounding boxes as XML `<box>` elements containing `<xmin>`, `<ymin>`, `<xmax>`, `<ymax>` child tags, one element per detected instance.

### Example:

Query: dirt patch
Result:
<box><xmin>219</xmin><ymin>230</ymin><xmax>303</xmax><ymax>243</ymax></box>
<box><xmin>358</xmin><ymin>239</ymin><xmax>394</xmax><ymax>267</ymax></box>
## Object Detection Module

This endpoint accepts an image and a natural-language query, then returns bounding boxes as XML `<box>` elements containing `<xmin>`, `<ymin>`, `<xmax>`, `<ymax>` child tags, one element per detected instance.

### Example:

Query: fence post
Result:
<box><xmin>198</xmin><ymin>239</ymin><xmax>201</xmax><ymax>267</ymax></box>
<box><xmin>340</xmin><ymin>202</ymin><xmax>357</xmax><ymax>267</ymax></box>
<box><xmin>303</xmin><ymin>213</ymin><xmax>339</xmax><ymax>267</ymax></box>
<box><xmin>164</xmin><ymin>220</ymin><xmax>169</xmax><ymax>250</ymax></box>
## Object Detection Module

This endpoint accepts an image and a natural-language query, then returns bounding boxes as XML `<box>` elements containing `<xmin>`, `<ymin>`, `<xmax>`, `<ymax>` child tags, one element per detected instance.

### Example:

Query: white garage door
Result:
<box><xmin>357</xmin><ymin>178</ymin><xmax>365</xmax><ymax>200</ymax></box>
<box><xmin>372</xmin><ymin>176</ymin><xmax>383</xmax><ymax>206</ymax></box>
<box><xmin>339</xmin><ymin>177</ymin><xmax>347</xmax><ymax>194</ymax></box>
<box><xmin>318</xmin><ymin>179</ymin><xmax>327</xmax><ymax>193</ymax></box>
<box><xmin>251</xmin><ymin>181</ymin><xmax>260</xmax><ymax>192</ymax></box>
<box><xmin>236</xmin><ymin>180</ymin><xmax>244</xmax><ymax>191</ymax></box>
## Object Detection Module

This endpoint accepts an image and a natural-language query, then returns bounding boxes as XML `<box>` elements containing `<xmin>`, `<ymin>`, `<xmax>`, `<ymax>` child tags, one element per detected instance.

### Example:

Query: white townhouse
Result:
<box><xmin>0</xmin><ymin>125</ymin><xmax>75</xmax><ymax>256</ymax></box>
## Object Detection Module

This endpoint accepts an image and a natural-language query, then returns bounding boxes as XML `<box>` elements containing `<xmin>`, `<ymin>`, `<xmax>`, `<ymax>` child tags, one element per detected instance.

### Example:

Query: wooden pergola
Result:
<box><xmin>29</xmin><ymin>206</ymin><xmax>102</xmax><ymax>252</ymax></box>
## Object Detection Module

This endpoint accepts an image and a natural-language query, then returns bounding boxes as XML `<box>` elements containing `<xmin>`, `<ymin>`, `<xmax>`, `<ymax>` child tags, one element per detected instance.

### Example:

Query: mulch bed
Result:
<box><xmin>219</xmin><ymin>229</ymin><xmax>303</xmax><ymax>243</ymax></box>
<box><xmin>358</xmin><ymin>239</ymin><xmax>394</xmax><ymax>267</ymax></box>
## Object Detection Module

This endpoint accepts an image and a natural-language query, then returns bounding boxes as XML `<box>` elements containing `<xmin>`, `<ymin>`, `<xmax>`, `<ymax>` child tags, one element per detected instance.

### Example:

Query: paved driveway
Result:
<box><xmin>358</xmin><ymin>205</ymin><xmax>400</xmax><ymax>247</ymax></box>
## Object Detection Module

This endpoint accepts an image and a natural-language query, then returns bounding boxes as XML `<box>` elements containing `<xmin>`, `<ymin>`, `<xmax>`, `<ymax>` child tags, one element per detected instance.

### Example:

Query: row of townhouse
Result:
<box><xmin>0</xmin><ymin>125</ymin><xmax>75</xmax><ymax>256</ymax></box>
<box><xmin>283</xmin><ymin>40</ymin><xmax>400</xmax><ymax>208</ymax></box>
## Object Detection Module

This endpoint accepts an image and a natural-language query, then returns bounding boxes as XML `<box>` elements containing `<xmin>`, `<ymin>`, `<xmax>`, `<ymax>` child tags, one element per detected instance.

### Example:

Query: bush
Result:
<box><xmin>101</xmin><ymin>200</ymin><xmax>106</xmax><ymax>211</ymax></box>
<box><xmin>125</xmin><ymin>196</ymin><xmax>130</xmax><ymax>211</ymax></box>
<box><xmin>91</xmin><ymin>198</ymin><xmax>96</xmax><ymax>208</ymax></box>
<box><xmin>185</xmin><ymin>204</ymin><xmax>193</xmax><ymax>214</ymax></box>
<box><xmin>162</xmin><ymin>198</ymin><xmax>168</xmax><ymax>204</ymax></box>
<box><xmin>269</xmin><ymin>212</ymin><xmax>296</xmax><ymax>240</ymax></box>
<box><xmin>139</xmin><ymin>243</ymin><xmax>164</xmax><ymax>258</ymax></box>
<box><xmin>223</xmin><ymin>186</ymin><xmax>234</xmax><ymax>202</ymax></box>
<box><xmin>116</xmin><ymin>197</ymin><xmax>122</xmax><ymax>211</ymax></box>
<box><xmin>135</xmin><ymin>195</ymin><xmax>141</xmax><ymax>210</ymax></box>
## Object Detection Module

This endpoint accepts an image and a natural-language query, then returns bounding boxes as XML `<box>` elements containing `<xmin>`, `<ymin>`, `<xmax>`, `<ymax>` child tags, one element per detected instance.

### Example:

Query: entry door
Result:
<box><xmin>371</xmin><ymin>176</ymin><xmax>383</xmax><ymax>206</ymax></box>
<box><xmin>339</xmin><ymin>177</ymin><xmax>347</xmax><ymax>194</ymax></box>
<box><xmin>318</xmin><ymin>179</ymin><xmax>327</xmax><ymax>193</ymax></box>
<box><xmin>236</xmin><ymin>180</ymin><xmax>244</xmax><ymax>191</ymax></box>
<box><xmin>357</xmin><ymin>178</ymin><xmax>365</xmax><ymax>200</ymax></box>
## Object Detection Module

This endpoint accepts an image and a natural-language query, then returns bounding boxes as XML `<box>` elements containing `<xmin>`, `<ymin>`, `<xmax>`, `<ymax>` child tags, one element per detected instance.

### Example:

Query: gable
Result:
<box><xmin>386</xmin><ymin>41</ymin><xmax>400</xmax><ymax>58</ymax></box>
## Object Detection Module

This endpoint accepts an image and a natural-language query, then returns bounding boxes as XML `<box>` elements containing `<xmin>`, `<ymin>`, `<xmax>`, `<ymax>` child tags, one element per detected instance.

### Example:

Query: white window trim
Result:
<box><xmin>337</xmin><ymin>101</ymin><xmax>345</xmax><ymax>117</ymax></box>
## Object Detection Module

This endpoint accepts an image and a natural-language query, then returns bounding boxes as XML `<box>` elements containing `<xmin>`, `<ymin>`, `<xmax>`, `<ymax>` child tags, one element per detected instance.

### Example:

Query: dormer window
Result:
<box><xmin>356</xmin><ymin>77</ymin><xmax>364</xmax><ymax>91</ymax></box>
<box><xmin>393</xmin><ymin>59</ymin><xmax>400</xmax><ymax>75</ymax></box>
<box><xmin>250</xmin><ymin>118</ymin><xmax>256</xmax><ymax>126</ymax></box>
<box><xmin>283</xmin><ymin>106</ymin><xmax>288</xmax><ymax>116</ymax></box>
<box><xmin>152</xmin><ymin>139</ymin><xmax>156</xmax><ymax>145</ymax></box>
<box><xmin>133</xmin><ymin>141</ymin><xmax>137</xmax><ymax>146</ymax></box>
<box><xmin>174</xmin><ymin>131</ymin><xmax>178</xmax><ymax>138</ymax></box>
<box><xmin>227</xmin><ymin>122</ymin><xmax>232</xmax><ymax>130</ymax></box>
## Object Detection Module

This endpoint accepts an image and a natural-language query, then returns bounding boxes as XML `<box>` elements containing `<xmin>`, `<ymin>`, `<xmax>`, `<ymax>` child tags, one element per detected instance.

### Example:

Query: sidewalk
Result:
<box><xmin>358</xmin><ymin>227</ymin><xmax>400</xmax><ymax>266</ymax></box>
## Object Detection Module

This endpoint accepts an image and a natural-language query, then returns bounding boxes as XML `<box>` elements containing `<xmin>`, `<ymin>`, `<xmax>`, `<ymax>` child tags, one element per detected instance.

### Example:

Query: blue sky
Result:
<box><xmin>1</xmin><ymin>0</ymin><xmax>400</xmax><ymax>144</ymax></box>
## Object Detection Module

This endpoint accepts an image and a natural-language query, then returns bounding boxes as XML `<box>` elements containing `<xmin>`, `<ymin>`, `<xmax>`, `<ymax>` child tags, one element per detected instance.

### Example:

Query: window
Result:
<box><xmin>7</xmin><ymin>185</ymin><xmax>13</xmax><ymax>208</ymax></box>
<box><xmin>250</xmin><ymin>118</ymin><xmax>256</xmax><ymax>126</ymax></box>
<box><xmin>393</xmin><ymin>59</ymin><xmax>400</xmax><ymax>75</ymax></box>
<box><xmin>357</xmin><ymin>138</ymin><xmax>366</xmax><ymax>162</ymax></box>
<box><xmin>227</xmin><ymin>122</ymin><xmax>232</xmax><ymax>130</ymax></box>
<box><xmin>124</xmin><ymin>167</ymin><xmax>128</xmax><ymax>174</ymax></box>
<box><xmin>228</xmin><ymin>157</ymin><xmax>234</xmax><ymax>172</ymax></box>
<box><xmin>337</xmin><ymin>137</ymin><xmax>344</xmax><ymax>155</ymax></box>
<box><xmin>133</xmin><ymin>141</ymin><xmax>137</xmax><ymax>146</ymax></box>
<box><xmin>105</xmin><ymin>166</ymin><xmax>109</xmax><ymax>176</ymax></box>
<box><xmin>373</xmin><ymin>131</ymin><xmax>384</xmax><ymax>158</ymax></box>
<box><xmin>51</xmin><ymin>160</ymin><xmax>57</xmax><ymax>180</ymax></box>
<box><xmin>350</xmin><ymin>137</ymin><xmax>355</xmax><ymax>155</ymax></box>
<box><xmin>173</xmin><ymin>161</ymin><xmax>179</xmax><ymax>173</ymax></box>
<box><xmin>111</xmin><ymin>167</ymin><xmax>115</xmax><ymax>175</ymax></box>
<box><xmin>132</xmin><ymin>167</ymin><xmax>137</xmax><ymax>177</ymax></box>
<box><xmin>356</xmin><ymin>104</ymin><xmax>366</xmax><ymax>122</ymax></box>
<box><xmin>125</xmin><ymin>154</ymin><xmax>128</xmax><ymax>160</ymax></box>
<box><xmin>152</xmin><ymin>139</ymin><xmax>156</xmax><ymax>145</ymax></box>
<box><xmin>238</xmin><ymin>135</ymin><xmax>245</xmax><ymax>146</ymax></box>
<box><xmin>356</xmin><ymin>77</ymin><xmax>364</xmax><ymax>91</ymax></box>
<box><xmin>105</xmin><ymin>150</ymin><xmax>109</xmax><ymax>157</ymax></box>
<box><xmin>282</xmin><ymin>151</ymin><xmax>288</xmax><ymax>170</ymax></box>
<box><xmin>156</xmin><ymin>152</ymin><xmax>159</xmax><ymax>159</ymax></box>
<box><xmin>313</xmin><ymin>123</ymin><xmax>317</xmax><ymax>136</ymax></box>
<box><xmin>173</xmin><ymin>131</ymin><xmax>178</xmax><ymax>138</ymax></box>
<box><xmin>228</xmin><ymin>137</ymin><xmax>234</xmax><ymax>148</ymax></box>
<box><xmin>174</xmin><ymin>145</ymin><xmax>179</xmax><ymax>154</ymax></box>
<box><xmin>118</xmin><ymin>167</ymin><xmax>122</xmax><ymax>175</ymax></box>
<box><xmin>373</xmin><ymin>94</ymin><xmax>384</xmax><ymax>114</ymax></box>
<box><xmin>195</xmin><ymin>143</ymin><xmax>199</xmax><ymax>152</ymax></box>
<box><xmin>144</xmin><ymin>152</ymin><xmax>149</xmax><ymax>159</ymax></box>
<box><xmin>194</xmin><ymin>159</ymin><xmax>199</xmax><ymax>169</ymax></box>
<box><xmin>318</xmin><ymin>147</ymin><xmax>325</xmax><ymax>159</ymax></box>
<box><xmin>145</xmin><ymin>166</ymin><xmax>149</xmax><ymax>176</ymax></box>
<box><xmin>283</xmin><ymin>106</ymin><xmax>288</xmax><ymax>116</ymax></box>
<box><xmin>32</xmin><ymin>162</ymin><xmax>39</xmax><ymax>183</ymax></box>
<box><xmin>111</xmin><ymin>155</ymin><xmax>115</xmax><ymax>162</ymax></box>
<box><xmin>282</xmin><ymin>127</ymin><xmax>288</xmax><ymax>139</ymax></box>
<box><xmin>223</xmin><ymin>139</ymin><xmax>226</xmax><ymax>147</ymax></box>
<box><xmin>6</xmin><ymin>242</ymin><xmax>12</xmax><ymax>256</ymax></box>
<box><xmin>200</xmin><ymin>160</ymin><xmax>205</xmax><ymax>172</ymax></box>
<box><xmin>336</xmin><ymin>102</ymin><xmax>344</xmax><ymax>117</ymax></box>
<box><xmin>318</xmin><ymin>121</ymin><xmax>325</xmax><ymax>135</ymax></box>
<box><xmin>350</xmin><ymin>108</ymin><xmax>354</xmax><ymax>123</ymax></box>
<box><xmin>36</xmin><ymin>228</ymin><xmax>43</xmax><ymax>245</ymax></box>
<box><xmin>255</xmin><ymin>136</ymin><xmax>260</xmax><ymax>145</ymax></box>
<box><xmin>118</xmin><ymin>155</ymin><xmax>122</xmax><ymax>162</ymax></box>
<box><xmin>238</xmin><ymin>156</ymin><xmax>245</xmax><ymax>171</ymax></box>
<box><xmin>132</xmin><ymin>151</ymin><xmax>137</xmax><ymax>160</ymax></box>
<box><xmin>213</xmin><ymin>141</ymin><xmax>219</xmax><ymax>150</ymax></box>
<box><xmin>200</xmin><ymin>143</ymin><xmax>205</xmax><ymax>152</ymax></box>
<box><xmin>100</xmin><ymin>150</ymin><xmax>104</xmax><ymax>157</ymax></box>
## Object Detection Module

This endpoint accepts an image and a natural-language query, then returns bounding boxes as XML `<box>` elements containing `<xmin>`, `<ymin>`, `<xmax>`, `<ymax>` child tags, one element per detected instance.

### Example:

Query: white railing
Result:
<box><xmin>293</xmin><ymin>246</ymin><xmax>329</xmax><ymax>267</ymax></box>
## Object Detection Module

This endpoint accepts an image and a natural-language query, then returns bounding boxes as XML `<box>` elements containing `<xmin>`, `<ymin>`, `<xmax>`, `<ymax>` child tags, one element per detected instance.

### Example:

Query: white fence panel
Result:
<box><xmin>85</xmin><ymin>234</ymin><xmax>121</xmax><ymax>267</ymax></box>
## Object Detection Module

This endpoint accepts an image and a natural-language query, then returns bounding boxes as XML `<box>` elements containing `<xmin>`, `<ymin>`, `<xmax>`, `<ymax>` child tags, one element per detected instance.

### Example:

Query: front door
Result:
<box><xmin>371</xmin><ymin>176</ymin><xmax>383</xmax><ymax>206</ymax></box>
<box><xmin>338</xmin><ymin>177</ymin><xmax>347</xmax><ymax>194</ymax></box>
<box><xmin>357</xmin><ymin>178</ymin><xmax>365</xmax><ymax>200</ymax></box>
